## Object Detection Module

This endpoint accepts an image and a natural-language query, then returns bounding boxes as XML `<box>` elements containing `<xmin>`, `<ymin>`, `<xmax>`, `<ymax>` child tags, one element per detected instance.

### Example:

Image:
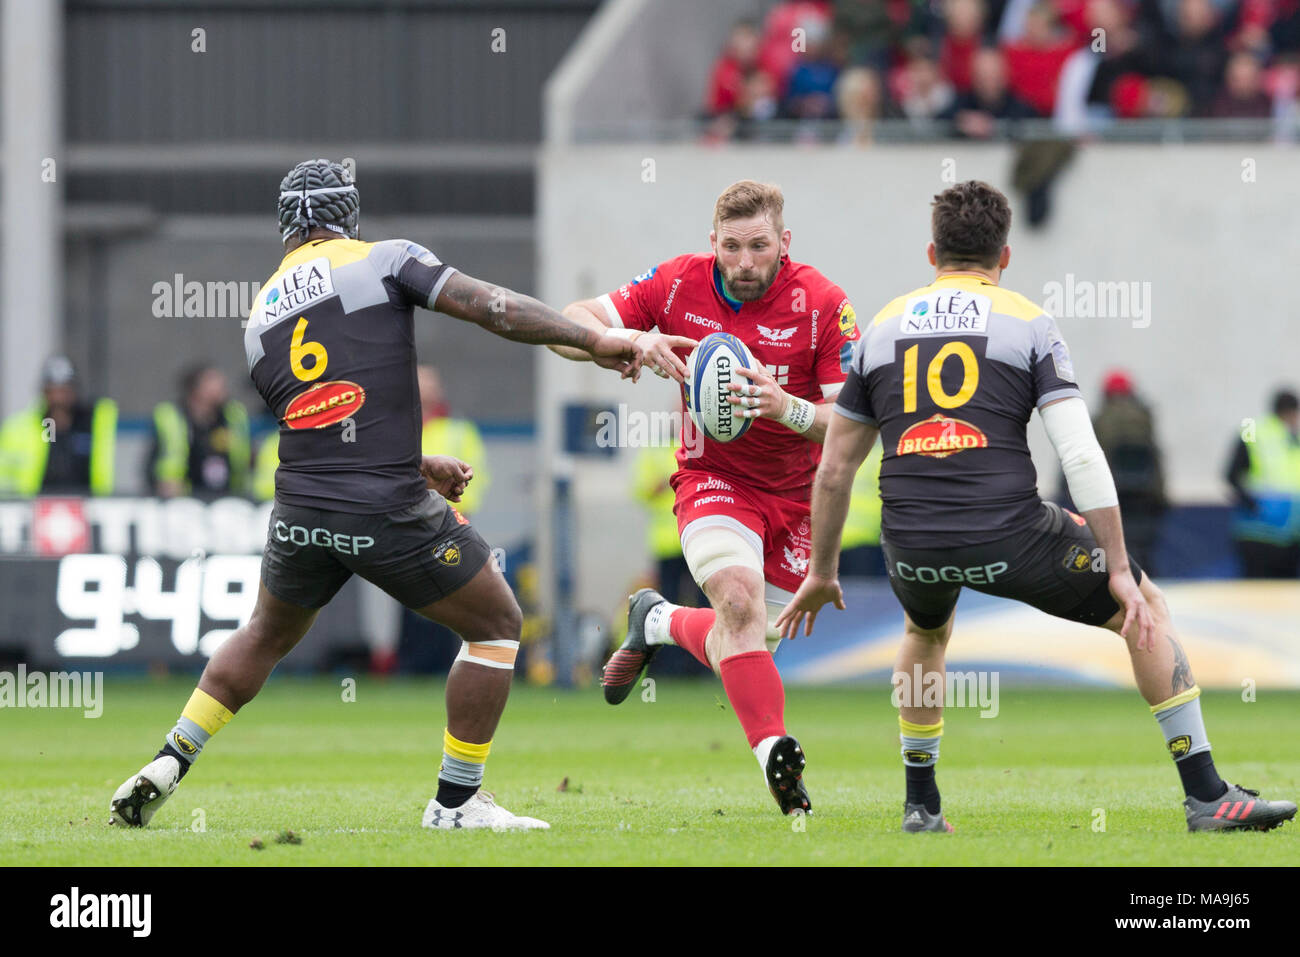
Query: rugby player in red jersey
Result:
<box><xmin>549</xmin><ymin>181</ymin><xmax>861</xmax><ymax>814</ymax></box>
<box><xmin>108</xmin><ymin>159</ymin><xmax>643</xmax><ymax>832</ymax></box>
<box><xmin>778</xmin><ymin>180</ymin><xmax>1296</xmax><ymax>833</ymax></box>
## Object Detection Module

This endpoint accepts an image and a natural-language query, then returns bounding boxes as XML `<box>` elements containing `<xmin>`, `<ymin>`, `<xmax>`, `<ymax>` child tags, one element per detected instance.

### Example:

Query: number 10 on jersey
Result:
<box><xmin>902</xmin><ymin>341</ymin><xmax>979</xmax><ymax>413</ymax></box>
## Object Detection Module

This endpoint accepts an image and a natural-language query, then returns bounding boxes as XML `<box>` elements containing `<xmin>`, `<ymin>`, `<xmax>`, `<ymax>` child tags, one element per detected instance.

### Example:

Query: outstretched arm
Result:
<box><xmin>775</xmin><ymin>411</ymin><xmax>879</xmax><ymax>639</ymax></box>
<box><xmin>548</xmin><ymin>298</ymin><xmax>698</xmax><ymax>383</ymax></box>
<box><xmin>548</xmin><ymin>300</ymin><xmax>612</xmax><ymax>362</ymax></box>
<box><xmin>434</xmin><ymin>272</ymin><xmax>642</xmax><ymax>377</ymax></box>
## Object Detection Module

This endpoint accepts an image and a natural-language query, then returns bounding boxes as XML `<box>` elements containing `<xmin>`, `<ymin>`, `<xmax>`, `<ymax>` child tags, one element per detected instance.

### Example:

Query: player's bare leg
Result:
<box><xmin>894</xmin><ymin>611</ymin><xmax>956</xmax><ymax>832</ymax></box>
<box><xmin>1102</xmin><ymin>574</ymin><xmax>1295</xmax><ymax>831</ymax></box>
<box><xmin>604</xmin><ymin>524</ymin><xmax>809</xmax><ymax>814</ymax></box>
<box><xmin>412</xmin><ymin>561</ymin><xmax>519</xmax><ymax>760</ymax></box>
<box><xmin>413</xmin><ymin>559</ymin><xmax>547</xmax><ymax>830</ymax></box>
<box><xmin>200</xmin><ymin>584</ymin><xmax>319</xmax><ymax>710</ymax></box>
<box><xmin>109</xmin><ymin>585</ymin><xmax>318</xmax><ymax>826</ymax></box>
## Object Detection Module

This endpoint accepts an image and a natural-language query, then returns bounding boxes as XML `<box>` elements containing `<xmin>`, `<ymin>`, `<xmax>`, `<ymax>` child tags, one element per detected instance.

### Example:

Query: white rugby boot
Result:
<box><xmin>422</xmin><ymin>790</ymin><xmax>550</xmax><ymax>831</ymax></box>
<box><xmin>109</xmin><ymin>755</ymin><xmax>182</xmax><ymax>827</ymax></box>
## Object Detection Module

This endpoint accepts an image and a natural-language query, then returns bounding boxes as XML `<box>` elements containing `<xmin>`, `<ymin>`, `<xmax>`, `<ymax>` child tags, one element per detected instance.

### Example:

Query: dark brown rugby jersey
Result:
<box><xmin>834</xmin><ymin>274</ymin><xmax>1082</xmax><ymax>547</ymax></box>
<box><xmin>243</xmin><ymin>237</ymin><xmax>456</xmax><ymax>512</ymax></box>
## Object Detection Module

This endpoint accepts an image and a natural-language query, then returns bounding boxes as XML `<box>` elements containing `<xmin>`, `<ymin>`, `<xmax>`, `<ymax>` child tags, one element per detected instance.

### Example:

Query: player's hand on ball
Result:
<box><xmin>637</xmin><ymin>333</ymin><xmax>698</xmax><ymax>382</ymax></box>
<box><xmin>727</xmin><ymin>365</ymin><xmax>787</xmax><ymax>419</ymax></box>
<box><xmin>1108</xmin><ymin>570</ymin><xmax>1154</xmax><ymax>652</ymax></box>
<box><xmin>421</xmin><ymin>455</ymin><xmax>473</xmax><ymax>501</ymax></box>
<box><xmin>775</xmin><ymin>573</ymin><xmax>846</xmax><ymax>639</ymax></box>
<box><xmin>589</xmin><ymin>332</ymin><xmax>646</xmax><ymax>380</ymax></box>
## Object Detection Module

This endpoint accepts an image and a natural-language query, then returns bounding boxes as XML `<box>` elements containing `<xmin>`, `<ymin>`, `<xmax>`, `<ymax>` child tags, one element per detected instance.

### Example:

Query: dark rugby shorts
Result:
<box><xmin>881</xmin><ymin>501</ymin><xmax>1145</xmax><ymax>630</ymax></box>
<box><xmin>261</xmin><ymin>491</ymin><xmax>491</xmax><ymax>610</ymax></box>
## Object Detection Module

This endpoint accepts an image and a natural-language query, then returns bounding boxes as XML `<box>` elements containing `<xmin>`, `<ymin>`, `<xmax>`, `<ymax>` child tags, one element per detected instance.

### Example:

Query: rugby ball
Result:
<box><xmin>685</xmin><ymin>332</ymin><xmax>757</xmax><ymax>443</ymax></box>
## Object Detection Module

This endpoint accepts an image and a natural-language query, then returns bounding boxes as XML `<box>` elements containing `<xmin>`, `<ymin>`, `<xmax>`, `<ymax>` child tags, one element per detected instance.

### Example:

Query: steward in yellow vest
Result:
<box><xmin>148</xmin><ymin>365</ymin><xmax>251</xmax><ymax>499</ymax></box>
<box><xmin>0</xmin><ymin>355</ymin><xmax>116</xmax><ymax>497</ymax></box>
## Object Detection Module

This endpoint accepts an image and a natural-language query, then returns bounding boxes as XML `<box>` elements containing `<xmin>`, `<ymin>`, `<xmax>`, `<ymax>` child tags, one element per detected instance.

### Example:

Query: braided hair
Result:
<box><xmin>278</xmin><ymin>158</ymin><xmax>359</xmax><ymax>243</ymax></box>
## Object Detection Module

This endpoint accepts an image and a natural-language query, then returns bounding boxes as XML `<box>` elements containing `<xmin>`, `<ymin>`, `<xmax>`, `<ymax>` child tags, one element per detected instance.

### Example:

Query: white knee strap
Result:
<box><xmin>681</xmin><ymin>520</ymin><xmax>763</xmax><ymax>587</ymax></box>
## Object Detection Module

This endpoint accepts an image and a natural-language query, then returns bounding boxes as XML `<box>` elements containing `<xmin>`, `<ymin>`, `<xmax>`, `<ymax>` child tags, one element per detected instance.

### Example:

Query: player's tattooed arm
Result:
<box><xmin>435</xmin><ymin>273</ymin><xmax>643</xmax><ymax>376</ymax></box>
<box><xmin>435</xmin><ymin>272</ymin><xmax>599</xmax><ymax>349</ymax></box>
<box><xmin>548</xmin><ymin>301</ymin><xmax>612</xmax><ymax>362</ymax></box>
<box><xmin>1168</xmin><ymin>635</ymin><xmax>1195</xmax><ymax>695</ymax></box>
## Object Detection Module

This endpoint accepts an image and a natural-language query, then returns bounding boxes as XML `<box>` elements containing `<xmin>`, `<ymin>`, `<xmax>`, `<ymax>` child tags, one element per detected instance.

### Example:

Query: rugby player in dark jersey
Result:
<box><xmin>109</xmin><ymin>159</ymin><xmax>643</xmax><ymax>831</ymax></box>
<box><xmin>778</xmin><ymin>181</ymin><xmax>1296</xmax><ymax>833</ymax></box>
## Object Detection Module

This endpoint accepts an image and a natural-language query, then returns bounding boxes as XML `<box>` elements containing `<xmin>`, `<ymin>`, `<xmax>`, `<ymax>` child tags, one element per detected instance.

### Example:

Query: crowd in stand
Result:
<box><xmin>703</xmin><ymin>0</ymin><xmax>1300</xmax><ymax>141</ymax></box>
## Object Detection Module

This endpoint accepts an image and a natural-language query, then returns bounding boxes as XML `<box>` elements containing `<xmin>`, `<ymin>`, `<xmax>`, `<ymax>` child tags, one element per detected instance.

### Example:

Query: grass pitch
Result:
<box><xmin>1</xmin><ymin>677</ymin><xmax>1296</xmax><ymax>866</ymax></box>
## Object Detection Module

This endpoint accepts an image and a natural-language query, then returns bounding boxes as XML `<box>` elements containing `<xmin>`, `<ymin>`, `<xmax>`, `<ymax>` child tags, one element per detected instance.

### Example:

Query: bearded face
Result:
<box><xmin>711</xmin><ymin>213</ymin><xmax>789</xmax><ymax>302</ymax></box>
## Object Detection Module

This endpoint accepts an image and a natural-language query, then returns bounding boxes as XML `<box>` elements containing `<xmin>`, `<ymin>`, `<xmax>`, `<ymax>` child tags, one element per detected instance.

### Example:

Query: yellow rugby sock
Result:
<box><xmin>162</xmin><ymin>688</ymin><xmax>235</xmax><ymax>773</ymax></box>
<box><xmin>437</xmin><ymin>729</ymin><xmax>491</xmax><ymax>808</ymax></box>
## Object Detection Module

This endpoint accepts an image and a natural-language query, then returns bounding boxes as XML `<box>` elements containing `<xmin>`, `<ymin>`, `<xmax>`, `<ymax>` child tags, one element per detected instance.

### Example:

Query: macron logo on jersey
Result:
<box><xmin>902</xmin><ymin>290</ymin><xmax>990</xmax><ymax>335</ymax></box>
<box><xmin>255</xmin><ymin>257</ymin><xmax>336</xmax><ymax>326</ymax></box>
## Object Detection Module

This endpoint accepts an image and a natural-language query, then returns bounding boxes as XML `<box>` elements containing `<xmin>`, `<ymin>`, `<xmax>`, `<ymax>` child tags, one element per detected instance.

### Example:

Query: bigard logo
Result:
<box><xmin>283</xmin><ymin>380</ymin><xmax>366</xmax><ymax>429</ymax></box>
<box><xmin>896</xmin><ymin>415</ymin><xmax>988</xmax><ymax>458</ymax></box>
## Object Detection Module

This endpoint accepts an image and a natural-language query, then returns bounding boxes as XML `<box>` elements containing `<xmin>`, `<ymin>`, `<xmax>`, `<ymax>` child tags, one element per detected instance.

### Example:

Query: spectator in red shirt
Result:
<box><xmin>758</xmin><ymin>1</ymin><xmax>833</xmax><ymax>98</ymax></box>
<box><xmin>705</xmin><ymin>20</ymin><xmax>764</xmax><ymax>116</ymax></box>
<box><xmin>942</xmin><ymin>0</ymin><xmax>990</xmax><ymax>93</ymax></box>
<box><xmin>1002</xmin><ymin>0</ymin><xmax>1078</xmax><ymax>114</ymax></box>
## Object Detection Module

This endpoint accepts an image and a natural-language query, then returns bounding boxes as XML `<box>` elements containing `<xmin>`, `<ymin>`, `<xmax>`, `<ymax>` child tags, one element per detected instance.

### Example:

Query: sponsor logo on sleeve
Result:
<box><xmin>1049</xmin><ymin>335</ymin><xmax>1076</xmax><ymax>382</ymax></box>
<box><xmin>662</xmin><ymin>277</ymin><xmax>682</xmax><ymax>315</ymax></box>
<box><xmin>839</xmin><ymin>340</ymin><xmax>854</xmax><ymax>374</ymax></box>
<box><xmin>282</xmin><ymin>380</ymin><xmax>366</xmax><ymax>428</ymax></box>
<box><xmin>895</xmin><ymin>414</ymin><xmax>988</xmax><ymax>458</ymax></box>
<box><xmin>838</xmin><ymin>301</ymin><xmax>858</xmax><ymax>337</ymax></box>
<box><xmin>405</xmin><ymin>242</ymin><xmax>440</xmax><ymax>267</ymax></box>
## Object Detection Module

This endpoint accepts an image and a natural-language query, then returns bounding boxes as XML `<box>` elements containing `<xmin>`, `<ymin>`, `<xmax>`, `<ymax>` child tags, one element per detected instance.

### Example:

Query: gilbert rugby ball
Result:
<box><xmin>686</xmin><ymin>332</ymin><xmax>757</xmax><ymax>443</ymax></box>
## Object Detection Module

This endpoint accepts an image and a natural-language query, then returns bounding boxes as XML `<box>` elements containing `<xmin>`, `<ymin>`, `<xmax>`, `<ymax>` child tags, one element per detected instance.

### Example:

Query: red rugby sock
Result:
<box><xmin>719</xmin><ymin>651</ymin><xmax>786</xmax><ymax>748</ymax></box>
<box><xmin>668</xmin><ymin>607</ymin><xmax>714</xmax><ymax>667</ymax></box>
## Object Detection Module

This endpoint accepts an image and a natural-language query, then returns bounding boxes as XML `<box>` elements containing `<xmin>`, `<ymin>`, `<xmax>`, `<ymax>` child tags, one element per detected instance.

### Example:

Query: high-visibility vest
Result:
<box><xmin>421</xmin><ymin>416</ymin><xmax>489</xmax><ymax>516</ymax></box>
<box><xmin>0</xmin><ymin>398</ymin><xmax>117</xmax><ymax>497</ymax></box>
<box><xmin>151</xmin><ymin>400</ymin><xmax>251</xmax><ymax>496</ymax></box>
<box><xmin>1234</xmin><ymin>414</ymin><xmax>1300</xmax><ymax>545</ymax></box>
<box><xmin>842</xmin><ymin>438</ymin><xmax>884</xmax><ymax>550</ymax></box>
<box><xmin>253</xmin><ymin>431</ymin><xmax>279</xmax><ymax>502</ymax></box>
<box><xmin>634</xmin><ymin>442</ymin><xmax>683</xmax><ymax>560</ymax></box>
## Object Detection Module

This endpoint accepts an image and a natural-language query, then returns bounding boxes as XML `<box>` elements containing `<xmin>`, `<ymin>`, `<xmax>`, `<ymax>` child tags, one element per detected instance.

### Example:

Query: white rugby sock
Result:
<box><xmin>644</xmin><ymin>600</ymin><xmax>679</xmax><ymax>646</ymax></box>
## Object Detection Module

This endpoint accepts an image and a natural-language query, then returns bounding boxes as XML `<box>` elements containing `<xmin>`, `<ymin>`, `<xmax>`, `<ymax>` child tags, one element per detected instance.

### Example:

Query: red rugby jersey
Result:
<box><xmin>597</xmin><ymin>253</ymin><xmax>860</xmax><ymax>501</ymax></box>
